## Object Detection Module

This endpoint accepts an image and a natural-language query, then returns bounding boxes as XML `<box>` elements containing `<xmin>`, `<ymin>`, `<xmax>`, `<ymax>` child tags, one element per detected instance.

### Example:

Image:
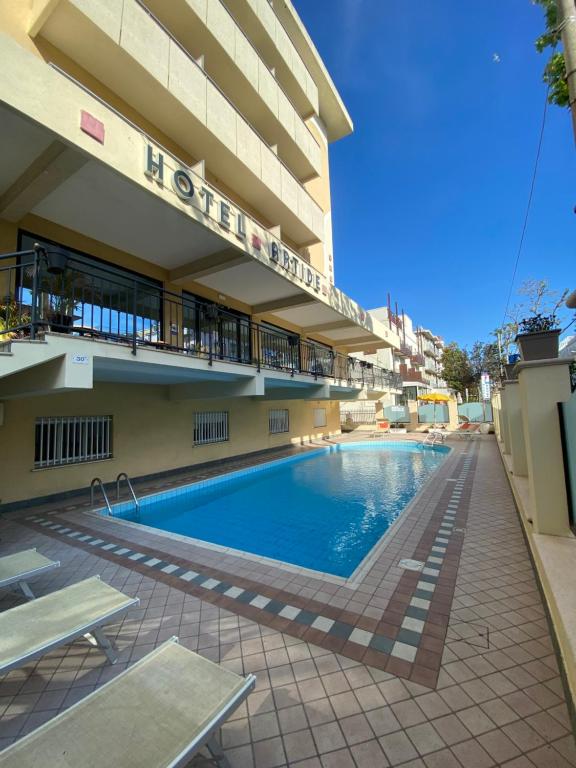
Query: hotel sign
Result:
<box><xmin>144</xmin><ymin>145</ymin><xmax>323</xmax><ymax>294</ymax></box>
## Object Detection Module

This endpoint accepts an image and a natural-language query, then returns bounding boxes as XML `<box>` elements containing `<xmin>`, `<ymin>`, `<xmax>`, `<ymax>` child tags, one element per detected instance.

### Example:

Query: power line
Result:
<box><xmin>500</xmin><ymin>81</ymin><xmax>551</xmax><ymax>329</ymax></box>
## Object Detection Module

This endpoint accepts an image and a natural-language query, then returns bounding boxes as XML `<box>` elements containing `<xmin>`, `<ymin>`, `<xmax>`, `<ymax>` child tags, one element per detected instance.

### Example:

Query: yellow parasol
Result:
<box><xmin>417</xmin><ymin>392</ymin><xmax>451</xmax><ymax>425</ymax></box>
<box><xmin>417</xmin><ymin>393</ymin><xmax>451</xmax><ymax>402</ymax></box>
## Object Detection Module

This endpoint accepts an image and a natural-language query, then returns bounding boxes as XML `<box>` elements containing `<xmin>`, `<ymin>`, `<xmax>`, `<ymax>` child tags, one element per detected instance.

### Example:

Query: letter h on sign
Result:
<box><xmin>145</xmin><ymin>146</ymin><xmax>164</xmax><ymax>184</ymax></box>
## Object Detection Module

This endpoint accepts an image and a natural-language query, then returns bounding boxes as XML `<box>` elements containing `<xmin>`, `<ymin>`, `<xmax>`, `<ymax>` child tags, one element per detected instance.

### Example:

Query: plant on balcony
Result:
<box><xmin>0</xmin><ymin>297</ymin><xmax>31</xmax><ymax>341</ymax></box>
<box><xmin>515</xmin><ymin>313</ymin><xmax>561</xmax><ymax>361</ymax></box>
<box><xmin>41</xmin><ymin>270</ymin><xmax>83</xmax><ymax>333</ymax></box>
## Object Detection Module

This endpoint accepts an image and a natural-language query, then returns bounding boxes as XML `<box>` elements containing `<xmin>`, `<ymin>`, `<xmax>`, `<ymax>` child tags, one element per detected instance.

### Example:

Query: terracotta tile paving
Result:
<box><xmin>0</xmin><ymin>436</ymin><xmax>574</xmax><ymax>767</ymax></box>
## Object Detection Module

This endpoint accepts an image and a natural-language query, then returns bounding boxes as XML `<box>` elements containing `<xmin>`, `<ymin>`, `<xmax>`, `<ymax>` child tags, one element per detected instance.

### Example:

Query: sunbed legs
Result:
<box><xmin>16</xmin><ymin>581</ymin><xmax>36</xmax><ymax>600</ymax></box>
<box><xmin>207</xmin><ymin>734</ymin><xmax>231</xmax><ymax>768</ymax></box>
<box><xmin>85</xmin><ymin>627</ymin><xmax>118</xmax><ymax>664</ymax></box>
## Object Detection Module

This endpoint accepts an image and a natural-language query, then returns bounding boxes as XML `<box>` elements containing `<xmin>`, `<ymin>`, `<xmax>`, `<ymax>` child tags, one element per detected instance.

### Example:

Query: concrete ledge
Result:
<box><xmin>497</xmin><ymin>438</ymin><xmax>576</xmax><ymax>721</ymax></box>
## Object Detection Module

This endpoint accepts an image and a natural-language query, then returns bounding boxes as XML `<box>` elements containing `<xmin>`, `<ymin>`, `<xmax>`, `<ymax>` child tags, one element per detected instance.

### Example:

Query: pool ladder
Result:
<box><xmin>90</xmin><ymin>473</ymin><xmax>140</xmax><ymax>516</ymax></box>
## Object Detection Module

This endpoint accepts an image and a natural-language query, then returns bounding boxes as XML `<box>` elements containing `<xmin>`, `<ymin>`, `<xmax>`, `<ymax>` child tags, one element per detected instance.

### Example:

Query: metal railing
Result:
<box><xmin>116</xmin><ymin>472</ymin><xmax>139</xmax><ymax>511</ymax></box>
<box><xmin>0</xmin><ymin>247</ymin><xmax>399</xmax><ymax>390</ymax></box>
<box><xmin>90</xmin><ymin>477</ymin><xmax>112</xmax><ymax>514</ymax></box>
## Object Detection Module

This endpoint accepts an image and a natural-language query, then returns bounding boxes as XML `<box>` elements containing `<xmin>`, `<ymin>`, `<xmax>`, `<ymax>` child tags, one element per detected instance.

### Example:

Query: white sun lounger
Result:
<box><xmin>0</xmin><ymin>576</ymin><xmax>139</xmax><ymax>674</ymax></box>
<box><xmin>0</xmin><ymin>548</ymin><xmax>60</xmax><ymax>599</ymax></box>
<box><xmin>0</xmin><ymin>637</ymin><xmax>256</xmax><ymax>768</ymax></box>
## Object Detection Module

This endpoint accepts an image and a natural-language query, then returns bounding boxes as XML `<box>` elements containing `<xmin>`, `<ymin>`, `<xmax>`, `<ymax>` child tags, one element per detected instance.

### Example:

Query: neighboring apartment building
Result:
<box><xmin>560</xmin><ymin>334</ymin><xmax>576</xmax><ymax>360</ymax></box>
<box><xmin>0</xmin><ymin>0</ymin><xmax>405</xmax><ymax>506</ymax></box>
<box><xmin>342</xmin><ymin>306</ymin><xmax>448</xmax><ymax>422</ymax></box>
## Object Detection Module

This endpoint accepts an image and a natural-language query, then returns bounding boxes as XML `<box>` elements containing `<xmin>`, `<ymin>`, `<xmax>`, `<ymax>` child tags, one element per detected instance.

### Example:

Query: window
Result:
<box><xmin>194</xmin><ymin>411</ymin><xmax>229</xmax><ymax>445</ymax></box>
<box><xmin>313</xmin><ymin>408</ymin><xmax>327</xmax><ymax>427</ymax></box>
<box><xmin>269</xmin><ymin>409</ymin><xmax>289</xmax><ymax>434</ymax></box>
<box><xmin>182</xmin><ymin>293</ymin><xmax>251</xmax><ymax>363</ymax></box>
<box><xmin>34</xmin><ymin>416</ymin><xmax>112</xmax><ymax>468</ymax></box>
<box><xmin>18</xmin><ymin>232</ymin><xmax>163</xmax><ymax>343</ymax></box>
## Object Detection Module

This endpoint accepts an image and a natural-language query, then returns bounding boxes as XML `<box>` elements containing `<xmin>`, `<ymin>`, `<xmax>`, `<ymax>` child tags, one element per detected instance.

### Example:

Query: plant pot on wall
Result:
<box><xmin>515</xmin><ymin>314</ymin><xmax>561</xmax><ymax>362</ymax></box>
<box><xmin>515</xmin><ymin>329</ymin><xmax>561</xmax><ymax>361</ymax></box>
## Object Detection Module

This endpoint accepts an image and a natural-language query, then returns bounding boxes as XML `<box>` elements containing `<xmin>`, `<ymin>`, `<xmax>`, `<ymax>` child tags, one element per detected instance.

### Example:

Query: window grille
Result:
<box><xmin>34</xmin><ymin>416</ymin><xmax>112</xmax><ymax>468</ymax></box>
<box><xmin>269</xmin><ymin>409</ymin><xmax>289</xmax><ymax>434</ymax></box>
<box><xmin>313</xmin><ymin>408</ymin><xmax>327</xmax><ymax>427</ymax></box>
<box><xmin>194</xmin><ymin>411</ymin><xmax>229</xmax><ymax>445</ymax></box>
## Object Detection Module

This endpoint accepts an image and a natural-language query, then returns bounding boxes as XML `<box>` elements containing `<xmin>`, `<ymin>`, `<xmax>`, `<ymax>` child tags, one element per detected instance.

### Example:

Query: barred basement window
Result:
<box><xmin>194</xmin><ymin>411</ymin><xmax>229</xmax><ymax>445</ymax></box>
<box><xmin>269</xmin><ymin>408</ymin><xmax>289</xmax><ymax>434</ymax></box>
<box><xmin>34</xmin><ymin>416</ymin><xmax>113</xmax><ymax>469</ymax></box>
<box><xmin>313</xmin><ymin>408</ymin><xmax>327</xmax><ymax>428</ymax></box>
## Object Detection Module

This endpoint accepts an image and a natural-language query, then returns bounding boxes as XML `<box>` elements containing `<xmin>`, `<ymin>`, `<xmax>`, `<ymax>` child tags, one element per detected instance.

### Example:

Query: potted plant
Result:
<box><xmin>515</xmin><ymin>313</ymin><xmax>561</xmax><ymax>361</ymax></box>
<box><xmin>0</xmin><ymin>296</ymin><xmax>31</xmax><ymax>341</ymax></box>
<box><xmin>42</xmin><ymin>271</ymin><xmax>81</xmax><ymax>332</ymax></box>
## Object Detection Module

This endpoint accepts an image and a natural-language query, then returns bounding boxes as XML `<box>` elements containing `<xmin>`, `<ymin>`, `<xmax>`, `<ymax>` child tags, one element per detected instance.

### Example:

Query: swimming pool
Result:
<box><xmin>106</xmin><ymin>442</ymin><xmax>449</xmax><ymax>578</ymax></box>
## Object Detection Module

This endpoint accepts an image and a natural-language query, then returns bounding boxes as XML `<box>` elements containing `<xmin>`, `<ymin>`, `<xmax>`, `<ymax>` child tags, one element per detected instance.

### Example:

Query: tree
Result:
<box><xmin>534</xmin><ymin>0</ymin><xmax>569</xmax><ymax>108</ymax></box>
<box><xmin>517</xmin><ymin>279</ymin><xmax>568</xmax><ymax>319</ymax></box>
<box><xmin>469</xmin><ymin>341</ymin><xmax>502</xmax><ymax>384</ymax></box>
<box><xmin>440</xmin><ymin>342</ymin><xmax>474</xmax><ymax>396</ymax></box>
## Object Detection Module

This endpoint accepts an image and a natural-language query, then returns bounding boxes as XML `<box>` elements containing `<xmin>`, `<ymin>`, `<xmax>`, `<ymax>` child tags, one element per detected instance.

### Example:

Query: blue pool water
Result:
<box><xmin>109</xmin><ymin>442</ymin><xmax>449</xmax><ymax>577</ymax></box>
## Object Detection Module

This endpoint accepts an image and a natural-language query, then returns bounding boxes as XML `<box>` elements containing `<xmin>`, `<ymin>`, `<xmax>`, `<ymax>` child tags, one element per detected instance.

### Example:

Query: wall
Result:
<box><xmin>0</xmin><ymin>384</ymin><xmax>341</xmax><ymax>505</ymax></box>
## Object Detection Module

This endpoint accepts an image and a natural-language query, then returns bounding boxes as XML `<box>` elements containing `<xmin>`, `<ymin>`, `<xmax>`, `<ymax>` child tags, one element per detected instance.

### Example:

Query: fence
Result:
<box><xmin>417</xmin><ymin>404</ymin><xmax>449</xmax><ymax>424</ymax></box>
<box><xmin>0</xmin><ymin>246</ymin><xmax>401</xmax><ymax>391</ymax></box>
<box><xmin>458</xmin><ymin>402</ymin><xmax>493</xmax><ymax>423</ymax></box>
<box><xmin>340</xmin><ymin>407</ymin><xmax>376</xmax><ymax>426</ymax></box>
<box><xmin>383</xmin><ymin>405</ymin><xmax>411</xmax><ymax>424</ymax></box>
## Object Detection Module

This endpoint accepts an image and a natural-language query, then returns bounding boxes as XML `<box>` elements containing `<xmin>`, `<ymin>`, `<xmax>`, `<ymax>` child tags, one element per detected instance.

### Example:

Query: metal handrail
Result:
<box><xmin>90</xmin><ymin>477</ymin><xmax>112</xmax><ymax>515</ymax></box>
<box><xmin>116</xmin><ymin>472</ymin><xmax>140</xmax><ymax>511</ymax></box>
<box><xmin>1</xmin><ymin>248</ymin><xmax>399</xmax><ymax>390</ymax></box>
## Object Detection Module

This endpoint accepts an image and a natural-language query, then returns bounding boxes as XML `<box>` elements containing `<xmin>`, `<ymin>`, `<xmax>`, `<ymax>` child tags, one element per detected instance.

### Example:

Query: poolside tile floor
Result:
<box><xmin>0</xmin><ymin>435</ymin><xmax>574</xmax><ymax>766</ymax></box>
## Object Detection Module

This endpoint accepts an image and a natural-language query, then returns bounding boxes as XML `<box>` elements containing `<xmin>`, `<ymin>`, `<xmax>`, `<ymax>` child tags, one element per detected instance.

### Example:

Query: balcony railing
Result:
<box><xmin>0</xmin><ymin>247</ymin><xmax>399</xmax><ymax>391</ymax></box>
<box><xmin>399</xmin><ymin>364</ymin><xmax>426</xmax><ymax>384</ymax></box>
<box><xmin>410</xmin><ymin>353</ymin><xmax>425</xmax><ymax>366</ymax></box>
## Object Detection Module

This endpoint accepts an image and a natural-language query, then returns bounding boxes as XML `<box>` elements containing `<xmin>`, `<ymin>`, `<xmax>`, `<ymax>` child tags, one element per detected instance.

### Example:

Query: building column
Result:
<box><xmin>517</xmin><ymin>358</ymin><xmax>573</xmax><ymax>536</ymax></box>
<box><xmin>491</xmin><ymin>389</ymin><xmax>502</xmax><ymax>442</ymax></box>
<box><xmin>447</xmin><ymin>397</ymin><xmax>459</xmax><ymax>429</ymax></box>
<box><xmin>505</xmin><ymin>380</ymin><xmax>528</xmax><ymax>478</ymax></box>
<box><xmin>499</xmin><ymin>383</ymin><xmax>512</xmax><ymax>456</ymax></box>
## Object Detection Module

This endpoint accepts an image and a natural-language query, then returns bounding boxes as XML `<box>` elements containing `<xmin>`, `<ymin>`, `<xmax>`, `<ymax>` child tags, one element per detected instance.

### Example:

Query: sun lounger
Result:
<box><xmin>0</xmin><ymin>576</ymin><xmax>139</xmax><ymax>674</ymax></box>
<box><xmin>0</xmin><ymin>637</ymin><xmax>256</xmax><ymax>768</ymax></box>
<box><xmin>0</xmin><ymin>548</ymin><xmax>60</xmax><ymax>600</ymax></box>
<box><xmin>370</xmin><ymin>420</ymin><xmax>390</xmax><ymax>438</ymax></box>
<box><xmin>421</xmin><ymin>430</ymin><xmax>445</xmax><ymax>445</ymax></box>
<box><xmin>430</xmin><ymin>423</ymin><xmax>481</xmax><ymax>441</ymax></box>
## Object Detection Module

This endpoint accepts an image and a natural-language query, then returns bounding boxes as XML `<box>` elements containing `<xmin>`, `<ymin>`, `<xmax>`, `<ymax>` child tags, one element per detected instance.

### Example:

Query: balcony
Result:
<box><xmin>224</xmin><ymin>0</ymin><xmax>319</xmax><ymax>118</ymax></box>
<box><xmin>33</xmin><ymin>0</ymin><xmax>324</xmax><ymax>245</ymax></box>
<box><xmin>410</xmin><ymin>353</ymin><xmax>425</xmax><ymax>367</ymax></box>
<box><xmin>142</xmin><ymin>0</ymin><xmax>322</xmax><ymax>180</ymax></box>
<box><xmin>399</xmin><ymin>364</ymin><xmax>425</xmax><ymax>384</ymax></box>
<box><xmin>0</xmin><ymin>248</ymin><xmax>396</xmax><ymax>396</ymax></box>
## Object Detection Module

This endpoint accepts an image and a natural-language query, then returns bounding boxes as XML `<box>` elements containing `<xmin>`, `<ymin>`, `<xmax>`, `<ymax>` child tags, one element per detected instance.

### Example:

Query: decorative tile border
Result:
<box><xmin>23</xmin><ymin>444</ymin><xmax>477</xmax><ymax>688</ymax></box>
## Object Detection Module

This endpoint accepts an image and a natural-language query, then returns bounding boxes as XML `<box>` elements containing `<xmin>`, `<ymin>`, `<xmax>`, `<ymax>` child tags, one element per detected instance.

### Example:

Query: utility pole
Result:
<box><xmin>557</xmin><ymin>0</ymin><xmax>576</xmax><ymax>141</ymax></box>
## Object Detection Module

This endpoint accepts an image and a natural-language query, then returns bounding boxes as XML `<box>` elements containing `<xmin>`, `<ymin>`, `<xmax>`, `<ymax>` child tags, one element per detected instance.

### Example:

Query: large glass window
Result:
<box><xmin>18</xmin><ymin>232</ymin><xmax>162</xmax><ymax>342</ymax></box>
<box><xmin>182</xmin><ymin>293</ymin><xmax>251</xmax><ymax>363</ymax></box>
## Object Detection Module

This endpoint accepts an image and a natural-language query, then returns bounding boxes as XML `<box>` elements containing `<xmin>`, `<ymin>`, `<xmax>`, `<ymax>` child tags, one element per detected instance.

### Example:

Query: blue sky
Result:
<box><xmin>294</xmin><ymin>0</ymin><xmax>575</xmax><ymax>348</ymax></box>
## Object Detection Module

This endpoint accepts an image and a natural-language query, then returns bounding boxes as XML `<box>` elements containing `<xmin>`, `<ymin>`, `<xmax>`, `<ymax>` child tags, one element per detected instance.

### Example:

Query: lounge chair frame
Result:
<box><xmin>0</xmin><ymin>576</ymin><xmax>139</xmax><ymax>674</ymax></box>
<box><xmin>0</xmin><ymin>548</ymin><xmax>60</xmax><ymax>600</ymax></box>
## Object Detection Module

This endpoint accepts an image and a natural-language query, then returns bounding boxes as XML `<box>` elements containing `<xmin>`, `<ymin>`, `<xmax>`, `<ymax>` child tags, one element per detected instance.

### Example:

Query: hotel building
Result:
<box><xmin>0</xmin><ymin>0</ymin><xmax>405</xmax><ymax>506</ymax></box>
